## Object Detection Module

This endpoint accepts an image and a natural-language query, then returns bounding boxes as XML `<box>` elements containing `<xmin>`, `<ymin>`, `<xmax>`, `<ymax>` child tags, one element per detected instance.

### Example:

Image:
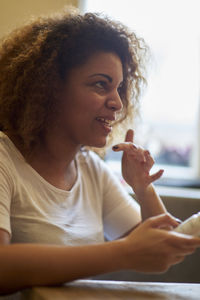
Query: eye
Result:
<box><xmin>95</xmin><ymin>81</ymin><xmax>107</xmax><ymax>89</ymax></box>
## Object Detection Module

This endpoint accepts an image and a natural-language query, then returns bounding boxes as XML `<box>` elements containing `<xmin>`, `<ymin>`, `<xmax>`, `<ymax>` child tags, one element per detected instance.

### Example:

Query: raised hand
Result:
<box><xmin>112</xmin><ymin>129</ymin><xmax>163</xmax><ymax>195</ymax></box>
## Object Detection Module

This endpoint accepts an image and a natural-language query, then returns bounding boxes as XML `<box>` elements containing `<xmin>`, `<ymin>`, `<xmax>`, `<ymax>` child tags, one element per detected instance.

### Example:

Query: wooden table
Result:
<box><xmin>2</xmin><ymin>280</ymin><xmax>200</xmax><ymax>300</ymax></box>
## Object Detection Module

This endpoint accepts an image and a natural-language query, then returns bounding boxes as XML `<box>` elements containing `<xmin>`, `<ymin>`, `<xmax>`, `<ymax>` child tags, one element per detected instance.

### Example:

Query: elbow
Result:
<box><xmin>0</xmin><ymin>273</ymin><xmax>21</xmax><ymax>296</ymax></box>
<box><xmin>0</xmin><ymin>284</ymin><xmax>21</xmax><ymax>296</ymax></box>
<box><xmin>0</xmin><ymin>282</ymin><xmax>10</xmax><ymax>296</ymax></box>
<box><xmin>0</xmin><ymin>279</ymin><xmax>12</xmax><ymax>296</ymax></box>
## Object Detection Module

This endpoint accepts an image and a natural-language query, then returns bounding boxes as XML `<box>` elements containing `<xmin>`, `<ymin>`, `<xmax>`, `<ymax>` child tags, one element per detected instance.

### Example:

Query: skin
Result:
<box><xmin>113</xmin><ymin>128</ymin><xmax>167</xmax><ymax>220</ymax></box>
<box><xmin>18</xmin><ymin>52</ymin><xmax>123</xmax><ymax>191</ymax></box>
<box><xmin>1</xmin><ymin>51</ymin><xmax>200</xmax><ymax>294</ymax></box>
<box><xmin>54</xmin><ymin>51</ymin><xmax>124</xmax><ymax>148</ymax></box>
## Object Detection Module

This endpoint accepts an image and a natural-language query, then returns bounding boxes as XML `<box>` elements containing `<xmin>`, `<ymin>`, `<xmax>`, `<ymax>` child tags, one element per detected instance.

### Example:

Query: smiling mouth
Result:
<box><xmin>95</xmin><ymin>117</ymin><xmax>113</xmax><ymax>127</ymax></box>
<box><xmin>95</xmin><ymin>117</ymin><xmax>114</xmax><ymax>133</ymax></box>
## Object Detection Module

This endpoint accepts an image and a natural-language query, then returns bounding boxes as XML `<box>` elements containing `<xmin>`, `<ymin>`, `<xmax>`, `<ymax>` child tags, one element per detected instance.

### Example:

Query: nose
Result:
<box><xmin>106</xmin><ymin>90</ymin><xmax>123</xmax><ymax>112</ymax></box>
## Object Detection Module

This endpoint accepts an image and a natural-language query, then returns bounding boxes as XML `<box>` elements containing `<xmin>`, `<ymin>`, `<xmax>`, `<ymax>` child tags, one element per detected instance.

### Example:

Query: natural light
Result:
<box><xmin>83</xmin><ymin>0</ymin><xmax>200</xmax><ymax>184</ymax></box>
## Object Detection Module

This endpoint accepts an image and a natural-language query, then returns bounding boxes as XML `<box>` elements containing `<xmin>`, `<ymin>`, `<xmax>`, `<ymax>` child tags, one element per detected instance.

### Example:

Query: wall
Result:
<box><xmin>0</xmin><ymin>0</ymin><xmax>79</xmax><ymax>38</ymax></box>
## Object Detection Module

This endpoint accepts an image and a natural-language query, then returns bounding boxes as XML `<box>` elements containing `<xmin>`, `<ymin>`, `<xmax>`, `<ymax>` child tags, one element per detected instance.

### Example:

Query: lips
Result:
<box><xmin>95</xmin><ymin>116</ymin><xmax>115</xmax><ymax>133</ymax></box>
<box><xmin>95</xmin><ymin>117</ymin><xmax>113</xmax><ymax>127</ymax></box>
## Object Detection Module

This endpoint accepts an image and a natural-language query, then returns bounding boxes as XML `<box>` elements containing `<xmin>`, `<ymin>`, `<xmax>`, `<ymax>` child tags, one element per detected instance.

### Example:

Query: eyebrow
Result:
<box><xmin>88</xmin><ymin>73</ymin><xmax>112</xmax><ymax>82</ymax></box>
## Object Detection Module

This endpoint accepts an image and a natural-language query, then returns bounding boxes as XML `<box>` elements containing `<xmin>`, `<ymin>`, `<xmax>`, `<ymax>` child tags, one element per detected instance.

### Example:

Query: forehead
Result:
<box><xmin>69</xmin><ymin>51</ymin><xmax>123</xmax><ymax>82</ymax></box>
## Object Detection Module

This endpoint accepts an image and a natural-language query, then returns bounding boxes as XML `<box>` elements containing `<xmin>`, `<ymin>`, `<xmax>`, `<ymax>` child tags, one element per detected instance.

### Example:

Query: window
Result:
<box><xmin>82</xmin><ymin>0</ymin><xmax>200</xmax><ymax>186</ymax></box>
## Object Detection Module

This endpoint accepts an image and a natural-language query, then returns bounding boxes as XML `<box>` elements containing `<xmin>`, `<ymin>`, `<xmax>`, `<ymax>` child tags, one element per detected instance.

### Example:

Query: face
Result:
<box><xmin>55</xmin><ymin>51</ymin><xmax>124</xmax><ymax>148</ymax></box>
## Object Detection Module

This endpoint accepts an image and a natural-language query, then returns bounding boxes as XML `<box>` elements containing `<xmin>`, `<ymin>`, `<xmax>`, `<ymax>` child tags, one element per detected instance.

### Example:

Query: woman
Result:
<box><xmin>0</xmin><ymin>8</ymin><xmax>199</xmax><ymax>294</ymax></box>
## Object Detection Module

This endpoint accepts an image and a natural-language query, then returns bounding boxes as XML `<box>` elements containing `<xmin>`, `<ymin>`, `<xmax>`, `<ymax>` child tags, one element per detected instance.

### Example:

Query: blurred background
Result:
<box><xmin>83</xmin><ymin>0</ymin><xmax>200</xmax><ymax>187</ymax></box>
<box><xmin>1</xmin><ymin>0</ymin><xmax>200</xmax><ymax>187</ymax></box>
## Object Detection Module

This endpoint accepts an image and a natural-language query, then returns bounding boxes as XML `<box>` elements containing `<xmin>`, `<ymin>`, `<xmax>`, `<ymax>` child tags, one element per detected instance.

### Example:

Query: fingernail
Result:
<box><xmin>112</xmin><ymin>145</ymin><xmax>119</xmax><ymax>150</ymax></box>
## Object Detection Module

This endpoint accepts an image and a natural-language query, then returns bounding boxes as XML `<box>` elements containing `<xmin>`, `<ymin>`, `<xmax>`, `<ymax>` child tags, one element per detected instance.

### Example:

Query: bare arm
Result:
<box><xmin>113</xmin><ymin>129</ymin><xmax>167</xmax><ymax>220</ymax></box>
<box><xmin>1</xmin><ymin>214</ymin><xmax>200</xmax><ymax>295</ymax></box>
<box><xmin>0</xmin><ymin>229</ymin><xmax>10</xmax><ymax>244</ymax></box>
<box><xmin>0</xmin><ymin>229</ymin><xmax>123</xmax><ymax>295</ymax></box>
<box><xmin>135</xmin><ymin>184</ymin><xmax>166</xmax><ymax>220</ymax></box>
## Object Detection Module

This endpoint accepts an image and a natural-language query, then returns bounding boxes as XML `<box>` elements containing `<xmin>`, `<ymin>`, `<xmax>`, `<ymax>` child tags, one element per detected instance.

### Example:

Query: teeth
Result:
<box><xmin>96</xmin><ymin>117</ymin><xmax>105</xmax><ymax>122</ymax></box>
<box><xmin>96</xmin><ymin>117</ymin><xmax>111</xmax><ymax>125</ymax></box>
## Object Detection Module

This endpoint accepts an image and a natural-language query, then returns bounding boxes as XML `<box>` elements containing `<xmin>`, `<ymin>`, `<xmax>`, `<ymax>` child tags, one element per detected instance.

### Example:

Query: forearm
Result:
<box><xmin>0</xmin><ymin>240</ymin><xmax>125</xmax><ymax>295</ymax></box>
<box><xmin>134</xmin><ymin>184</ymin><xmax>167</xmax><ymax>220</ymax></box>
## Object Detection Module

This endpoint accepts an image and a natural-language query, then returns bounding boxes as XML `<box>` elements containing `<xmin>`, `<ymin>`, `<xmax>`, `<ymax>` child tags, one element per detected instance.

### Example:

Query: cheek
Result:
<box><xmin>60</xmin><ymin>88</ymin><xmax>104</xmax><ymax>121</ymax></box>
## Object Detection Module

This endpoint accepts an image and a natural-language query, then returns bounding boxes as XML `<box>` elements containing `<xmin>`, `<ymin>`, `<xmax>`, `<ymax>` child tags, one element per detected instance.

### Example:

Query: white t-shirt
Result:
<box><xmin>0</xmin><ymin>132</ymin><xmax>141</xmax><ymax>245</ymax></box>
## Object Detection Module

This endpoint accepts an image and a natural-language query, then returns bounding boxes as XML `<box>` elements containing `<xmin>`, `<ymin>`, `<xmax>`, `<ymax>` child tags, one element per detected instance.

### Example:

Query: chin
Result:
<box><xmin>87</xmin><ymin>137</ymin><xmax>107</xmax><ymax>148</ymax></box>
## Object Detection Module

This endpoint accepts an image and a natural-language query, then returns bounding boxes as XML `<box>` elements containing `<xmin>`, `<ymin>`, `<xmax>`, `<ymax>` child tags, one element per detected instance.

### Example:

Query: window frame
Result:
<box><xmin>80</xmin><ymin>0</ymin><xmax>200</xmax><ymax>188</ymax></box>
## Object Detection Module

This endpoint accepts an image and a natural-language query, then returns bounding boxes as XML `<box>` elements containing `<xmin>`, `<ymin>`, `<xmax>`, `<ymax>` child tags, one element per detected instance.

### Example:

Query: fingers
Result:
<box><xmin>112</xmin><ymin>129</ymin><xmax>164</xmax><ymax>185</ymax></box>
<box><xmin>169</xmin><ymin>245</ymin><xmax>198</xmax><ymax>267</ymax></box>
<box><xmin>148</xmin><ymin>215</ymin><xmax>200</xmax><ymax>249</ymax></box>
<box><xmin>147</xmin><ymin>213</ymin><xmax>182</xmax><ymax>229</ymax></box>
<box><xmin>112</xmin><ymin>142</ymin><xmax>146</xmax><ymax>163</ymax></box>
<box><xmin>144</xmin><ymin>150</ymin><xmax>154</xmax><ymax>167</ymax></box>
<box><xmin>171</xmin><ymin>255</ymin><xmax>185</xmax><ymax>265</ymax></box>
<box><xmin>171</xmin><ymin>245</ymin><xmax>198</xmax><ymax>264</ymax></box>
<box><xmin>180</xmin><ymin>247</ymin><xmax>196</xmax><ymax>255</ymax></box>
<box><xmin>113</xmin><ymin>129</ymin><xmax>135</xmax><ymax>152</ymax></box>
<box><xmin>149</xmin><ymin>169</ymin><xmax>164</xmax><ymax>182</ymax></box>
<box><xmin>115</xmin><ymin>129</ymin><xmax>153</xmax><ymax>165</ymax></box>
<box><xmin>113</xmin><ymin>130</ymin><xmax>150</xmax><ymax>165</ymax></box>
<box><xmin>112</xmin><ymin>142</ymin><xmax>137</xmax><ymax>152</ymax></box>
<box><xmin>171</xmin><ymin>232</ymin><xmax>200</xmax><ymax>247</ymax></box>
<box><xmin>125</xmin><ymin>129</ymin><xmax>134</xmax><ymax>143</ymax></box>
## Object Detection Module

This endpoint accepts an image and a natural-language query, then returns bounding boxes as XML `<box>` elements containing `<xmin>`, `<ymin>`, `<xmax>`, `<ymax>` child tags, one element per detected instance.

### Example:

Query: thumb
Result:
<box><xmin>148</xmin><ymin>213</ymin><xmax>179</xmax><ymax>229</ymax></box>
<box><xmin>125</xmin><ymin>129</ymin><xmax>134</xmax><ymax>143</ymax></box>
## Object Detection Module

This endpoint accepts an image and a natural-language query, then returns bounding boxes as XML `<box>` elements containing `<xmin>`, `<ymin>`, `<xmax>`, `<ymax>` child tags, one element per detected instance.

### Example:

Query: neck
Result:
<box><xmin>5</xmin><ymin>130</ymin><xmax>81</xmax><ymax>191</ymax></box>
<box><xmin>30</xmin><ymin>131</ymin><xmax>81</xmax><ymax>191</ymax></box>
<box><xmin>30</xmin><ymin>131</ymin><xmax>81</xmax><ymax>174</ymax></box>
<box><xmin>5</xmin><ymin>130</ymin><xmax>81</xmax><ymax>175</ymax></box>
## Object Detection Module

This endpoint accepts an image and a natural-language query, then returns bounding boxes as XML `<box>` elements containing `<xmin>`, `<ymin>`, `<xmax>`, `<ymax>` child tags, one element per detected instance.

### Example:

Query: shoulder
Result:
<box><xmin>0</xmin><ymin>131</ymin><xmax>21</xmax><ymax>176</ymax></box>
<box><xmin>0</xmin><ymin>132</ymin><xmax>16</xmax><ymax>190</ymax></box>
<box><xmin>0</xmin><ymin>132</ymin><xmax>13</xmax><ymax>166</ymax></box>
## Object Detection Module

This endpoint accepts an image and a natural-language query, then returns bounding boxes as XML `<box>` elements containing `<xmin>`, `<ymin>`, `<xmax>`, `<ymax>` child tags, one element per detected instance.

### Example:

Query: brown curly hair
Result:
<box><xmin>0</xmin><ymin>8</ymin><xmax>149</xmax><ymax>156</ymax></box>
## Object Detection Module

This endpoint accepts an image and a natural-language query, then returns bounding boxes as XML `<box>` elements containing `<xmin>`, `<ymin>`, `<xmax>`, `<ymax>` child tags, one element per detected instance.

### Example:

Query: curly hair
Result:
<box><xmin>0</xmin><ymin>7</ymin><xmax>149</xmax><ymax>156</ymax></box>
